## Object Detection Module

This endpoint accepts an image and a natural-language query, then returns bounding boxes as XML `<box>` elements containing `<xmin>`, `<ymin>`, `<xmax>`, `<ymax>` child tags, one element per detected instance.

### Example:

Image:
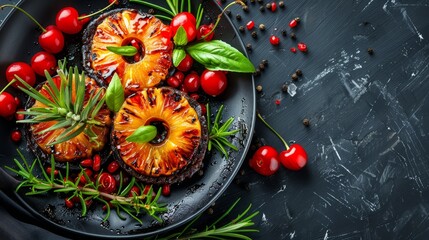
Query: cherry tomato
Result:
<box><xmin>0</xmin><ymin>92</ymin><xmax>17</xmax><ymax>119</ymax></box>
<box><xmin>183</xmin><ymin>72</ymin><xmax>200</xmax><ymax>92</ymax></box>
<box><xmin>197</xmin><ymin>23</ymin><xmax>214</xmax><ymax>41</ymax></box>
<box><xmin>98</xmin><ymin>172</ymin><xmax>117</xmax><ymax>194</ymax></box>
<box><xmin>279</xmin><ymin>144</ymin><xmax>308</xmax><ymax>171</ymax></box>
<box><xmin>249</xmin><ymin>146</ymin><xmax>280</xmax><ymax>176</ymax></box>
<box><xmin>176</xmin><ymin>54</ymin><xmax>193</xmax><ymax>72</ymax></box>
<box><xmin>39</xmin><ymin>25</ymin><xmax>64</xmax><ymax>54</ymax></box>
<box><xmin>31</xmin><ymin>51</ymin><xmax>57</xmax><ymax>76</ymax></box>
<box><xmin>56</xmin><ymin>7</ymin><xmax>83</xmax><ymax>34</ymax></box>
<box><xmin>5</xmin><ymin>62</ymin><xmax>36</xmax><ymax>88</ymax></box>
<box><xmin>10</xmin><ymin>130</ymin><xmax>22</xmax><ymax>142</ymax></box>
<box><xmin>200</xmin><ymin>70</ymin><xmax>228</xmax><ymax>97</ymax></box>
<box><xmin>170</xmin><ymin>12</ymin><xmax>197</xmax><ymax>42</ymax></box>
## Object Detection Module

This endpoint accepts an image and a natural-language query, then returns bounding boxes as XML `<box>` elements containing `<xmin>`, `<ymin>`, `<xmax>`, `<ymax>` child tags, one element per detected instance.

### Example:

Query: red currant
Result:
<box><xmin>269</xmin><ymin>35</ymin><xmax>280</xmax><ymax>45</ymax></box>
<box><xmin>177</xmin><ymin>54</ymin><xmax>193</xmax><ymax>72</ymax></box>
<box><xmin>183</xmin><ymin>72</ymin><xmax>200</xmax><ymax>92</ymax></box>
<box><xmin>297</xmin><ymin>42</ymin><xmax>308</xmax><ymax>52</ymax></box>
<box><xmin>31</xmin><ymin>51</ymin><xmax>57</xmax><ymax>76</ymax></box>
<box><xmin>10</xmin><ymin>130</ymin><xmax>22</xmax><ymax>142</ymax></box>
<box><xmin>0</xmin><ymin>92</ymin><xmax>17</xmax><ymax>119</ymax></box>
<box><xmin>200</xmin><ymin>70</ymin><xmax>228</xmax><ymax>97</ymax></box>
<box><xmin>249</xmin><ymin>146</ymin><xmax>280</xmax><ymax>176</ymax></box>
<box><xmin>6</xmin><ymin>62</ymin><xmax>36</xmax><ymax>89</ymax></box>
<box><xmin>173</xmin><ymin>71</ymin><xmax>185</xmax><ymax>83</ymax></box>
<box><xmin>246</xmin><ymin>20</ymin><xmax>255</xmax><ymax>30</ymax></box>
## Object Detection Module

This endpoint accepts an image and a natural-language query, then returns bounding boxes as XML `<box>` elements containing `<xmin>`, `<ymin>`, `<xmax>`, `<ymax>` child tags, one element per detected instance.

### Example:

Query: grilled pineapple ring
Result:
<box><xmin>82</xmin><ymin>9</ymin><xmax>172</xmax><ymax>96</ymax></box>
<box><xmin>112</xmin><ymin>87</ymin><xmax>208</xmax><ymax>185</ymax></box>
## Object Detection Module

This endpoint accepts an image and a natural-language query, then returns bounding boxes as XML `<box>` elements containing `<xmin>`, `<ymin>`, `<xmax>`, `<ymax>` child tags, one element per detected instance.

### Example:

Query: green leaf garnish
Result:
<box><xmin>106</xmin><ymin>46</ymin><xmax>138</xmax><ymax>56</ymax></box>
<box><xmin>173</xmin><ymin>48</ymin><xmax>186</xmax><ymax>67</ymax></box>
<box><xmin>173</xmin><ymin>26</ymin><xmax>188</xmax><ymax>46</ymax></box>
<box><xmin>126</xmin><ymin>125</ymin><xmax>157</xmax><ymax>143</ymax></box>
<box><xmin>106</xmin><ymin>73</ymin><xmax>124</xmax><ymax>112</ymax></box>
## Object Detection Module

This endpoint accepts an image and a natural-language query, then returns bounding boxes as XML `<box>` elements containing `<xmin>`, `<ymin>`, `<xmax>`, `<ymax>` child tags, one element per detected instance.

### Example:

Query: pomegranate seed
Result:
<box><xmin>269</xmin><ymin>35</ymin><xmax>280</xmax><ymax>45</ymax></box>
<box><xmin>109</xmin><ymin>0</ymin><xmax>119</xmax><ymax>5</ymax></box>
<box><xmin>10</xmin><ymin>130</ymin><xmax>21</xmax><ymax>142</ymax></box>
<box><xmin>85</xmin><ymin>199</ymin><xmax>93</xmax><ymax>207</ymax></box>
<box><xmin>289</xmin><ymin>17</ymin><xmax>300</xmax><ymax>28</ymax></box>
<box><xmin>64</xmin><ymin>198</ymin><xmax>74</xmax><ymax>209</ymax></box>
<box><xmin>246</xmin><ymin>20</ymin><xmax>255</xmax><ymax>30</ymax></box>
<box><xmin>80</xmin><ymin>168</ymin><xmax>93</xmax><ymax>184</ymax></box>
<box><xmin>93</xmin><ymin>154</ymin><xmax>101</xmax><ymax>172</ymax></box>
<box><xmin>199</xmin><ymin>103</ymin><xmax>207</xmax><ymax>115</ymax></box>
<box><xmin>143</xmin><ymin>185</ymin><xmax>152</xmax><ymax>195</ymax></box>
<box><xmin>107</xmin><ymin>161</ymin><xmax>120</xmax><ymax>173</ymax></box>
<box><xmin>46</xmin><ymin>167</ymin><xmax>59</xmax><ymax>176</ymax></box>
<box><xmin>15</xmin><ymin>109</ymin><xmax>25</xmax><ymax>121</ymax></box>
<box><xmin>271</xmin><ymin>2</ymin><xmax>277</xmax><ymax>12</ymax></box>
<box><xmin>275</xmin><ymin>99</ymin><xmax>281</xmax><ymax>105</ymax></box>
<box><xmin>102</xmin><ymin>202</ymin><xmax>113</xmax><ymax>211</ymax></box>
<box><xmin>128</xmin><ymin>186</ymin><xmax>141</xmax><ymax>197</ymax></box>
<box><xmin>290</xmin><ymin>47</ymin><xmax>297</xmax><ymax>53</ymax></box>
<box><xmin>80</xmin><ymin>159</ymin><xmax>93</xmax><ymax>167</ymax></box>
<box><xmin>162</xmin><ymin>184</ymin><xmax>171</xmax><ymax>196</ymax></box>
<box><xmin>297</xmin><ymin>42</ymin><xmax>308</xmax><ymax>52</ymax></box>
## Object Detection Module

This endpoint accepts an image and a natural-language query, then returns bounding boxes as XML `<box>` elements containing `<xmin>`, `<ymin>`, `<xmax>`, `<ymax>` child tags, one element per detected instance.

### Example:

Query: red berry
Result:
<box><xmin>173</xmin><ymin>71</ymin><xmax>185</xmax><ymax>83</ymax></box>
<box><xmin>80</xmin><ymin>159</ymin><xmax>93</xmax><ymax>168</ymax></box>
<box><xmin>279</xmin><ymin>144</ymin><xmax>308</xmax><ymax>171</ymax></box>
<box><xmin>167</xmin><ymin>76</ymin><xmax>181</xmax><ymax>88</ymax></box>
<box><xmin>197</xmin><ymin>23</ymin><xmax>215</xmax><ymax>41</ymax></box>
<box><xmin>142</xmin><ymin>185</ymin><xmax>152</xmax><ymax>195</ymax></box>
<box><xmin>128</xmin><ymin>186</ymin><xmax>141</xmax><ymax>197</ymax></box>
<box><xmin>162</xmin><ymin>184</ymin><xmax>171</xmax><ymax>196</ymax></box>
<box><xmin>93</xmin><ymin>154</ymin><xmax>101</xmax><ymax>172</ymax></box>
<box><xmin>275</xmin><ymin>99</ymin><xmax>281</xmax><ymax>105</ymax></box>
<box><xmin>170</xmin><ymin>12</ymin><xmax>197</xmax><ymax>42</ymax></box>
<box><xmin>46</xmin><ymin>167</ymin><xmax>59</xmax><ymax>176</ymax></box>
<box><xmin>39</xmin><ymin>25</ymin><xmax>64</xmax><ymax>54</ymax></box>
<box><xmin>56</xmin><ymin>7</ymin><xmax>83</xmax><ymax>34</ymax></box>
<box><xmin>177</xmin><ymin>54</ymin><xmax>193</xmax><ymax>72</ymax></box>
<box><xmin>0</xmin><ymin>92</ymin><xmax>17</xmax><ymax>119</ymax></box>
<box><xmin>271</xmin><ymin>2</ymin><xmax>277</xmax><ymax>12</ymax></box>
<box><xmin>15</xmin><ymin>109</ymin><xmax>25</xmax><ymax>121</ymax></box>
<box><xmin>269</xmin><ymin>35</ymin><xmax>280</xmax><ymax>45</ymax></box>
<box><xmin>290</xmin><ymin>47</ymin><xmax>297</xmax><ymax>53</ymax></box>
<box><xmin>200</xmin><ymin>70</ymin><xmax>228</xmax><ymax>97</ymax></box>
<box><xmin>246</xmin><ymin>20</ymin><xmax>255</xmax><ymax>30</ymax></box>
<box><xmin>249</xmin><ymin>146</ymin><xmax>280</xmax><ymax>176</ymax></box>
<box><xmin>31</xmin><ymin>51</ymin><xmax>57</xmax><ymax>76</ymax></box>
<box><xmin>297</xmin><ymin>42</ymin><xmax>308</xmax><ymax>52</ymax></box>
<box><xmin>289</xmin><ymin>17</ymin><xmax>300</xmax><ymax>28</ymax></box>
<box><xmin>189</xmin><ymin>93</ymin><xmax>200</xmax><ymax>101</ymax></box>
<box><xmin>183</xmin><ymin>72</ymin><xmax>200</xmax><ymax>92</ymax></box>
<box><xmin>107</xmin><ymin>161</ymin><xmax>120</xmax><ymax>173</ymax></box>
<box><xmin>5</xmin><ymin>62</ymin><xmax>36</xmax><ymax>89</ymax></box>
<box><xmin>199</xmin><ymin>103</ymin><xmax>207</xmax><ymax>116</ymax></box>
<box><xmin>98</xmin><ymin>172</ymin><xmax>117</xmax><ymax>194</ymax></box>
<box><xmin>64</xmin><ymin>198</ymin><xmax>74</xmax><ymax>209</ymax></box>
<box><xmin>10</xmin><ymin>130</ymin><xmax>22</xmax><ymax>142</ymax></box>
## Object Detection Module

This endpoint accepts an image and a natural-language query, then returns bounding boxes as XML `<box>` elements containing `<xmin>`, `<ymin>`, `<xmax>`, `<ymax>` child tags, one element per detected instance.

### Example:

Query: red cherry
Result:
<box><xmin>162</xmin><ymin>184</ymin><xmax>171</xmax><ymax>196</ymax></box>
<box><xmin>200</xmin><ymin>70</ymin><xmax>228</xmax><ymax>97</ymax></box>
<box><xmin>56</xmin><ymin>7</ymin><xmax>82</xmax><ymax>34</ymax></box>
<box><xmin>249</xmin><ymin>146</ymin><xmax>280</xmax><ymax>176</ymax></box>
<box><xmin>279</xmin><ymin>143</ymin><xmax>308</xmax><ymax>171</ymax></box>
<box><xmin>5</xmin><ymin>62</ymin><xmax>36</xmax><ymax>88</ymax></box>
<box><xmin>98</xmin><ymin>172</ymin><xmax>117</xmax><ymax>194</ymax></box>
<box><xmin>270</xmin><ymin>35</ymin><xmax>280</xmax><ymax>45</ymax></box>
<box><xmin>197</xmin><ymin>23</ymin><xmax>215</xmax><ymax>41</ymax></box>
<box><xmin>289</xmin><ymin>17</ymin><xmax>300</xmax><ymax>28</ymax></box>
<box><xmin>31</xmin><ymin>51</ymin><xmax>57</xmax><ymax>76</ymax></box>
<box><xmin>39</xmin><ymin>25</ymin><xmax>64</xmax><ymax>54</ymax></box>
<box><xmin>0</xmin><ymin>92</ymin><xmax>17</xmax><ymax>119</ymax></box>
<box><xmin>297</xmin><ymin>42</ymin><xmax>308</xmax><ymax>52</ymax></box>
<box><xmin>176</xmin><ymin>54</ymin><xmax>193</xmax><ymax>72</ymax></box>
<box><xmin>167</xmin><ymin>76</ymin><xmax>181</xmax><ymax>88</ymax></box>
<box><xmin>10</xmin><ymin>130</ymin><xmax>22</xmax><ymax>142</ymax></box>
<box><xmin>183</xmin><ymin>72</ymin><xmax>200</xmax><ymax>92</ymax></box>
<box><xmin>246</xmin><ymin>20</ymin><xmax>255</xmax><ymax>30</ymax></box>
<box><xmin>107</xmin><ymin>161</ymin><xmax>120</xmax><ymax>173</ymax></box>
<box><xmin>170</xmin><ymin>12</ymin><xmax>197</xmax><ymax>42</ymax></box>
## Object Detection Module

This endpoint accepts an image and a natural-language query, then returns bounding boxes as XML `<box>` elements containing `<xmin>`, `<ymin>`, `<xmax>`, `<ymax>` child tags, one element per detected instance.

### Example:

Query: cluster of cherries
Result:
<box><xmin>249</xmin><ymin>113</ymin><xmax>308</xmax><ymax>176</ymax></box>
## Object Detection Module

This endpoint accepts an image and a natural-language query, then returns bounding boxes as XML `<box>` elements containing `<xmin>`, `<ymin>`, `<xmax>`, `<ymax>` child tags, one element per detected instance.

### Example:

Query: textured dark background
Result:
<box><xmin>1</xmin><ymin>0</ymin><xmax>429</xmax><ymax>239</ymax></box>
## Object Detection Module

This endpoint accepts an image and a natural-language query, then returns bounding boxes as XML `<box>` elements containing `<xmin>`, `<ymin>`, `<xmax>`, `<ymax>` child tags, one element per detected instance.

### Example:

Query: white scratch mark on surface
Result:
<box><xmin>362</xmin><ymin>0</ymin><xmax>375</xmax><ymax>12</ymax></box>
<box><xmin>324</xmin><ymin>229</ymin><xmax>330</xmax><ymax>240</ymax></box>
<box><xmin>289</xmin><ymin>231</ymin><xmax>296</xmax><ymax>239</ymax></box>
<box><xmin>313</xmin><ymin>192</ymin><xmax>332</xmax><ymax>206</ymax></box>
<box><xmin>329</xmin><ymin>136</ymin><xmax>342</xmax><ymax>161</ymax></box>
<box><xmin>339</xmin><ymin>164</ymin><xmax>358</xmax><ymax>180</ymax></box>
<box><xmin>401</xmin><ymin>8</ymin><xmax>424</xmax><ymax>41</ymax></box>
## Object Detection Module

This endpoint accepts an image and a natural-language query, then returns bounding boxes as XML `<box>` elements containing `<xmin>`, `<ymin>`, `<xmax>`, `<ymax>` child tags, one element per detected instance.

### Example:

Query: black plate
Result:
<box><xmin>0</xmin><ymin>0</ymin><xmax>255</xmax><ymax>238</ymax></box>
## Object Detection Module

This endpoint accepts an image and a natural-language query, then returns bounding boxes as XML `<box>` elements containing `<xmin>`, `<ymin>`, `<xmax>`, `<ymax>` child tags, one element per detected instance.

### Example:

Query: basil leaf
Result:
<box><xmin>173</xmin><ymin>48</ymin><xmax>186</xmax><ymax>67</ymax></box>
<box><xmin>186</xmin><ymin>40</ymin><xmax>255</xmax><ymax>73</ymax></box>
<box><xmin>106</xmin><ymin>46</ymin><xmax>138</xmax><ymax>56</ymax></box>
<box><xmin>106</xmin><ymin>73</ymin><xmax>124</xmax><ymax>112</ymax></box>
<box><xmin>126</xmin><ymin>125</ymin><xmax>157</xmax><ymax>143</ymax></box>
<box><xmin>173</xmin><ymin>26</ymin><xmax>188</xmax><ymax>46</ymax></box>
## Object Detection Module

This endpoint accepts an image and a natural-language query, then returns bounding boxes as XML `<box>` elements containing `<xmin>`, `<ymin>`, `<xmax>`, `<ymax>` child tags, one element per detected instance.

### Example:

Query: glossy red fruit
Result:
<box><xmin>5</xmin><ymin>62</ymin><xmax>36</xmax><ymax>88</ymax></box>
<box><xmin>176</xmin><ymin>54</ymin><xmax>193</xmax><ymax>72</ymax></box>
<box><xmin>200</xmin><ymin>70</ymin><xmax>227</xmax><ymax>96</ymax></box>
<box><xmin>183</xmin><ymin>72</ymin><xmax>200</xmax><ymax>92</ymax></box>
<box><xmin>249</xmin><ymin>146</ymin><xmax>280</xmax><ymax>176</ymax></box>
<box><xmin>167</xmin><ymin>76</ymin><xmax>181</xmax><ymax>88</ymax></box>
<box><xmin>161</xmin><ymin>25</ymin><xmax>173</xmax><ymax>39</ymax></box>
<box><xmin>162</xmin><ymin>184</ymin><xmax>171</xmax><ymax>196</ymax></box>
<box><xmin>197</xmin><ymin>23</ymin><xmax>214</xmax><ymax>41</ymax></box>
<box><xmin>107</xmin><ymin>161</ymin><xmax>120</xmax><ymax>173</ymax></box>
<box><xmin>10</xmin><ymin>130</ymin><xmax>22</xmax><ymax>142</ymax></box>
<box><xmin>14</xmin><ymin>97</ymin><xmax>21</xmax><ymax>107</ymax></box>
<box><xmin>98</xmin><ymin>172</ymin><xmax>117</xmax><ymax>194</ymax></box>
<box><xmin>270</xmin><ymin>35</ymin><xmax>280</xmax><ymax>45</ymax></box>
<box><xmin>64</xmin><ymin>198</ymin><xmax>74</xmax><ymax>209</ymax></box>
<box><xmin>289</xmin><ymin>17</ymin><xmax>300</xmax><ymax>28</ymax></box>
<box><xmin>271</xmin><ymin>2</ymin><xmax>277</xmax><ymax>12</ymax></box>
<box><xmin>297</xmin><ymin>42</ymin><xmax>308</xmax><ymax>52</ymax></box>
<box><xmin>279</xmin><ymin>144</ymin><xmax>308</xmax><ymax>171</ymax></box>
<box><xmin>31</xmin><ymin>51</ymin><xmax>57</xmax><ymax>76</ymax></box>
<box><xmin>173</xmin><ymin>71</ymin><xmax>185</xmax><ymax>83</ymax></box>
<box><xmin>290</xmin><ymin>47</ymin><xmax>297</xmax><ymax>53</ymax></box>
<box><xmin>128</xmin><ymin>186</ymin><xmax>140</xmax><ymax>197</ymax></box>
<box><xmin>80</xmin><ymin>159</ymin><xmax>93</xmax><ymax>168</ymax></box>
<box><xmin>170</xmin><ymin>12</ymin><xmax>197</xmax><ymax>42</ymax></box>
<box><xmin>92</xmin><ymin>154</ymin><xmax>101</xmax><ymax>171</ymax></box>
<box><xmin>15</xmin><ymin>109</ymin><xmax>25</xmax><ymax>121</ymax></box>
<box><xmin>0</xmin><ymin>92</ymin><xmax>17</xmax><ymax>119</ymax></box>
<box><xmin>246</xmin><ymin>20</ymin><xmax>255</xmax><ymax>30</ymax></box>
<box><xmin>39</xmin><ymin>25</ymin><xmax>64</xmax><ymax>54</ymax></box>
<box><xmin>46</xmin><ymin>167</ymin><xmax>59</xmax><ymax>176</ymax></box>
<box><xmin>56</xmin><ymin>7</ymin><xmax>83</xmax><ymax>34</ymax></box>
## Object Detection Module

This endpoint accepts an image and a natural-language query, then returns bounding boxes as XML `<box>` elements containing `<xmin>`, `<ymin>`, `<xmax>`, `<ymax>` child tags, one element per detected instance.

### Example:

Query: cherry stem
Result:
<box><xmin>78</xmin><ymin>0</ymin><xmax>118</xmax><ymax>20</ymax></box>
<box><xmin>0</xmin><ymin>4</ymin><xmax>46</xmax><ymax>32</ymax></box>
<box><xmin>257</xmin><ymin>112</ymin><xmax>290</xmax><ymax>150</ymax></box>
<box><xmin>0</xmin><ymin>79</ymin><xmax>16</xmax><ymax>95</ymax></box>
<box><xmin>201</xmin><ymin>0</ymin><xmax>246</xmax><ymax>39</ymax></box>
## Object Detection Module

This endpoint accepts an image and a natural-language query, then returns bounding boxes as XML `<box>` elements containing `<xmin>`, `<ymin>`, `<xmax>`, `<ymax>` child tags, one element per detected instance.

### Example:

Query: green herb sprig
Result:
<box><xmin>16</xmin><ymin>60</ymin><xmax>106</xmax><ymax>145</ymax></box>
<box><xmin>207</xmin><ymin>104</ymin><xmax>239</xmax><ymax>157</ymax></box>
<box><xmin>5</xmin><ymin>151</ymin><xmax>166</xmax><ymax>223</ymax></box>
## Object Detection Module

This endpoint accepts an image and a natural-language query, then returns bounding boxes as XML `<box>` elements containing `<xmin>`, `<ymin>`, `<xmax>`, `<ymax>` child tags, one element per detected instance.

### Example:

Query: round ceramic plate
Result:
<box><xmin>0</xmin><ymin>0</ymin><xmax>255</xmax><ymax>238</ymax></box>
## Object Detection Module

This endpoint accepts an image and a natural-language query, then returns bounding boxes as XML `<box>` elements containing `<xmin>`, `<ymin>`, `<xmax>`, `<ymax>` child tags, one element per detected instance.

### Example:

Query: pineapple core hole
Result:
<box><xmin>121</xmin><ymin>38</ymin><xmax>145</xmax><ymax>63</ymax></box>
<box><xmin>148</xmin><ymin>120</ymin><xmax>169</xmax><ymax>145</ymax></box>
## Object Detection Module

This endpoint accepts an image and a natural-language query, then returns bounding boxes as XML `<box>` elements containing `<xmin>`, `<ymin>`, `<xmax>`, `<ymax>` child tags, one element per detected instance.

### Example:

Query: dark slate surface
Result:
<box><xmin>1</xmin><ymin>0</ymin><xmax>429</xmax><ymax>239</ymax></box>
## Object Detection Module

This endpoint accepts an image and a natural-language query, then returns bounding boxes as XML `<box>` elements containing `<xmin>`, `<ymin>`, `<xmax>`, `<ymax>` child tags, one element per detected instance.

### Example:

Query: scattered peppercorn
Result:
<box><xmin>236</xmin><ymin>14</ymin><xmax>242</xmax><ymax>21</ymax></box>
<box><xmin>259</xmin><ymin>6</ymin><xmax>265</xmax><ymax>12</ymax></box>
<box><xmin>291</xmin><ymin>73</ymin><xmax>298</xmax><ymax>81</ymax></box>
<box><xmin>148</xmin><ymin>8</ymin><xmax>155</xmax><ymax>14</ymax></box>
<box><xmin>282</xmin><ymin>84</ymin><xmax>288</xmax><ymax>92</ymax></box>
<box><xmin>363</xmin><ymin>21</ymin><xmax>370</xmax><ymax>26</ymax></box>
<box><xmin>207</xmin><ymin>208</ymin><xmax>214</xmax><ymax>214</ymax></box>
<box><xmin>367</xmin><ymin>48</ymin><xmax>374</xmax><ymax>55</ymax></box>
<box><xmin>239</xmin><ymin>26</ymin><xmax>245</xmax><ymax>32</ymax></box>
<box><xmin>303</xmin><ymin>118</ymin><xmax>310</xmax><ymax>126</ymax></box>
<box><xmin>290</xmin><ymin>32</ymin><xmax>297</xmax><ymax>40</ymax></box>
<box><xmin>265</xmin><ymin>3</ymin><xmax>272</xmax><ymax>9</ymax></box>
<box><xmin>295</xmin><ymin>69</ymin><xmax>303</xmax><ymax>76</ymax></box>
<box><xmin>256</xmin><ymin>85</ymin><xmax>263</xmax><ymax>92</ymax></box>
<box><xmin>251</xmin><ymin>31</ymin><xmax>258</xmax><ymax>38</ymax></box>
<box><xmin>242</xmin><ymin>5</ymin><xmax>249</xmax><ymax>12</ymax></box>
<box><xmin>261</xmin><ymin>59</ymin><xmax>268</xmax><ymax>66</ymax></box>
<box><xmin>279</xmin><ymin>1</ymin><xmax>285</xmax><ymax>8</ymax></box>
<box><xmin>246</xmin><ymin>43</ymin><xmax>253</xmax><ymax>51</ymax></box>
<box><xmin>281</xmin><ymin>30</ymin><xmax>287</xmax><ymax>36</ymax></box>
<box><xmin>258</xmin><ymin>63</ymin><xmax>265</xmax><ymax>71</ymax></box>
<box><xmin>257</xmin><ymin>0</ymin><xmax>264</xmax><ymax>4</ymax></box>
<box><xmin>250</xmin><ymin>0</ymin><xmax>256</xmax><ymax>4</ymax></box>
<box><xmin>259</xmin><ymin>23</ymin><xmax>266</xmax><ymax>31</ymax></box>
<box><xmin>253</xmin><ymin>69</ymin><xmax>261</xmax><ymax>76</ymax></box>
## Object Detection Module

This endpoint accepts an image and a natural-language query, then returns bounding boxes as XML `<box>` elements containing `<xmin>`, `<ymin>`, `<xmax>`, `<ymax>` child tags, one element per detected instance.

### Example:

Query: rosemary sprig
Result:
<box><xmin>15</xmin><ymin>60</ymin><xmax>106</xmax><ymax>145</ymax></box>
<box><xmin>5</xmin><ymin>151</ymin><xmax>167</xmax><ymax>223</ymax></box>
<box><xmin>154</xmin><ymin>198</ymin><xmax>259</xmax><ymax>240</ymax></box>
<box><xmin>206</xmin><ymin>104</ymin><xmax>239</xmax><ymax>158</ymax></box>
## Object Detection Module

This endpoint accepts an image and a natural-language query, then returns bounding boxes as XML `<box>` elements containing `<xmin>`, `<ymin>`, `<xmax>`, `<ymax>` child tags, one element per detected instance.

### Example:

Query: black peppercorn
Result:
<box><xmin>367</xmin><ymin>48</ymin><xmax>374</xmax><ymax>55</ymax></box>
<box><xmin>281</xmin><ymin>30</ymin><xmax>287</xmax><ymax>36</ymax></box>
<box><xmin>253</xmin><ymin>69</ymin><xmax>261</xmax><ymax>76</ymax></box>
<box><xmin>242</xmin><ymin>5</ymin><xmax>249</xmax><ymax>12</ymax></box>
<box><xmin>251</xmin><ymin>31</ymin><xmax>258</xmax><ymax>38</ymax></box>
<box><xmin>259</xmin><ymin>23</ymin><xmax>266</xmax><ymax>31</ymax></box>
<box><xmin>256</xmin><ymin>85</ymin><xmax>263</xmax><ymax>92</ymax></box>
<box><xmin>291</xmin><ymin>73</ymin><xmax>298</xmax><ymax>81</ymax></box>
<box><xmin>290</xmin><ymin>32</ymin><xmax>297</xmax><ymax>40</ymax></box>
<box><xmin>246</xmin><ymin>43</ymin><xmax>252</xmax><ymax>51</ymax></box>
<box><xmin>261</xmin><ymin>59</ymin><xmax>268</xmax><ymax>66</ymax></box>
<box><xmin>279</xmin><ymin>1</ymin><xmax>285</xmax><ymax>8</ymax></box>
<box><xmin>236</xmin><ymin>14</ymin><xmax>242</xmax><ymax>21</ymax></box>
<box><xmin>282</xmin><ymin>84</ymin><xmax>288</xmax><ymax>92</ymax></box>
<box><xmin>239</xmin><ymin>26</ymin><xmax>245</xmax><ymax>32</ymax></box>
<box><xmin>257</xmin><ymin>0</ymin><xmax>264</xmax><ymax>4</ymax></box>
<box><xmin>148</xmin><ymin>8</ymin><xmax>155</xmax><ymax>14</ymax></box>
<box><xmin>259</xmin><ymin>6</ymin><xmax>265</xmax><ymax>12</ymax></box>
<box><xmin>303</xmin><ymin>118</ymin><xmax>310</xmax><ymax>126</ymax></box>
<box><xmin>295</xmin><ymin>69</ymin><xmax>302</xmax><ymax>76</ymax></box>
<box><xmin>265</xmin><ymin>3</ymin><xmax>271</xmax><ymax>9</ymax></box>
<box><xmin>258</xmin><ymin>63</ymin><xmax>265</xmax><ymax>71</ymax></box>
